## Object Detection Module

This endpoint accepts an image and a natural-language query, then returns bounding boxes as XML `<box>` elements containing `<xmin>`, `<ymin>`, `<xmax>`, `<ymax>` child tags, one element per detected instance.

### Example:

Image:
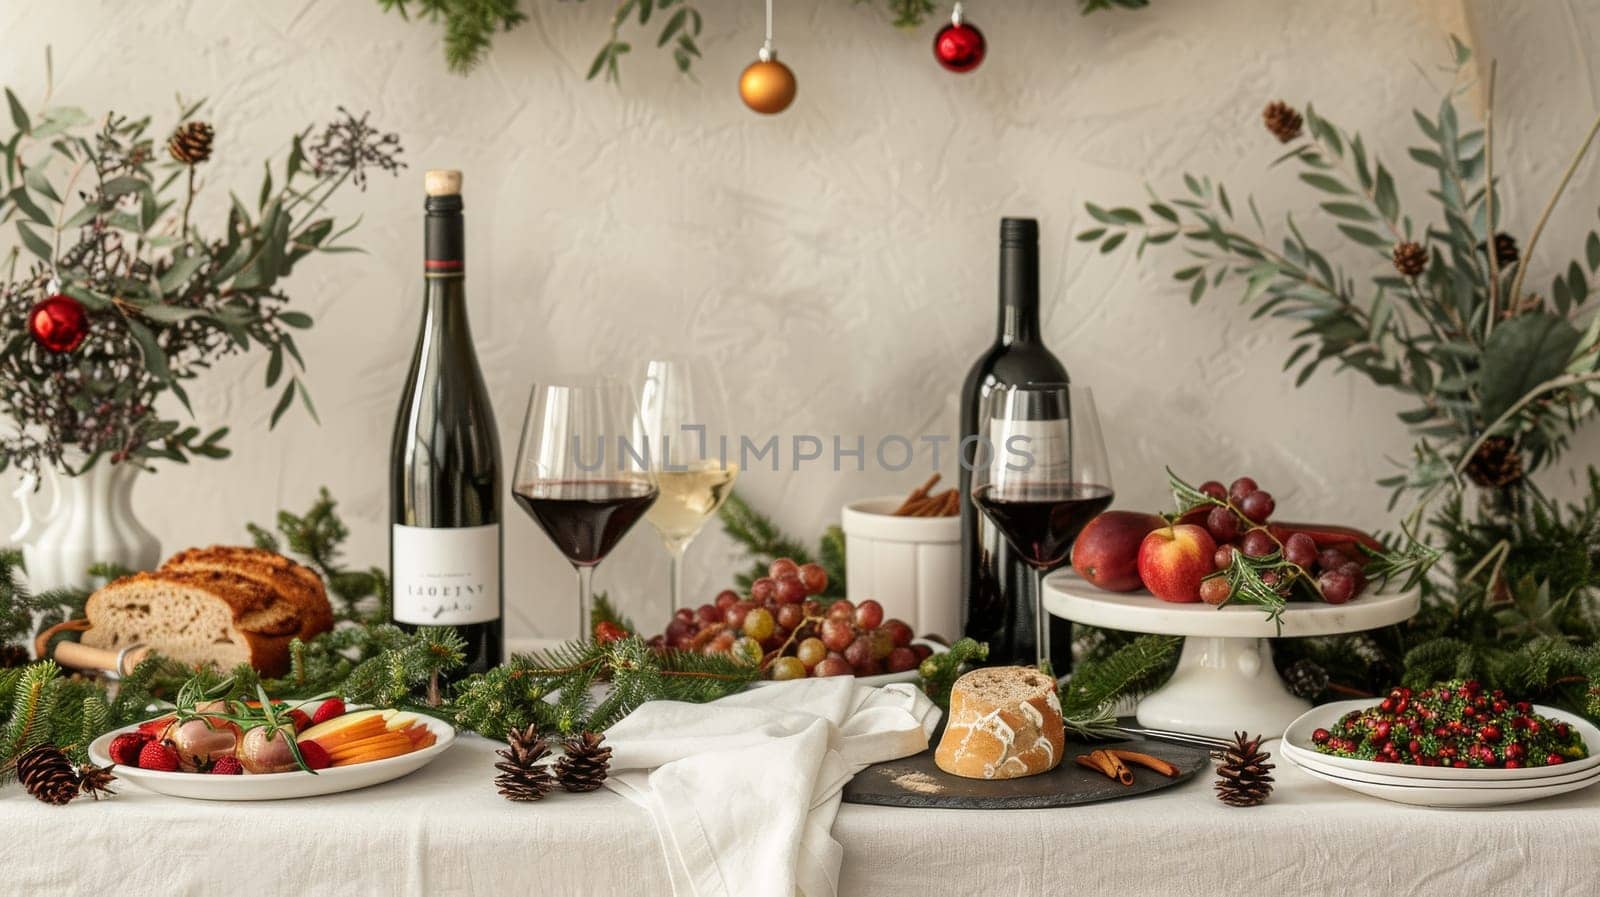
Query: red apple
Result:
<box><xmin>1137</xmin><ymin>524</ymin><xmax>1218</xmax><ymax>603</ymax></box>
<box><xmin>1072</xmin><ymin>510</ymin><xmax>1167</xmax><ymax>592</ymax></box>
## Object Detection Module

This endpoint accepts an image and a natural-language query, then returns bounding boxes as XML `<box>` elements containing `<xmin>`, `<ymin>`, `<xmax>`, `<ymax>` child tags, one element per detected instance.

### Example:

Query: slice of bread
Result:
<box><xmin>162</xmin><ymin>546</ymin><xmax>333</xmax><ymax>640</ymax></box>
<box><xmin>934</xmin><ymin>666</ymin><xmax>1065</xmax><ymax>780</ymax></box>
<box><xmin>82</xmin><ymin>570</ymin><xmax>298</xmax><ymax>677</ymax></box>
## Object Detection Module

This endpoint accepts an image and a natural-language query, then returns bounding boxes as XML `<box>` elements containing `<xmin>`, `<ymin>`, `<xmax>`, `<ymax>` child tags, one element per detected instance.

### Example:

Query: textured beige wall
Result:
<box><xmin>1</xmin><ymin>0</ymin><xmax>1596</xmax><ymax>638</ymax></box>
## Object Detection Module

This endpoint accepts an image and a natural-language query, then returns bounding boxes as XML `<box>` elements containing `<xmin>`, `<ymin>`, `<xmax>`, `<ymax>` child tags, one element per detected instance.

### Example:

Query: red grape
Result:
<box><xmin>820</xmin><ymin>618</ymin><xmax>854</xmax><ymax>652</ymax></box>
<box><xmin>854</xmin><ymin>659</ymin><xmax>884</xmax><ymax>677</ymax></box>
<box><xmin>1283</xmin><ymin>533</ymin><xmax>1318</xmax><ymax>568</ymax></box>
<box><xmin>724</xmin><ymin>600</ymin><xmax>755</xmax><ymax>630</ymax></box>
<box><xmin>814</xmin><ymin>658</ymin><xmax>852</xmax><ymax>677</ymax></box>
<box><xmin>715</xmin><ymin>590</ymin><xmax>740</xmax><ymax>611</ymax></box>
<box><xmin>743</xmin><ymin>607</ymin><xmax>776</xmax><ymax>641</ymax></box>
<box><xmin>801</xmin><ymin>599</ymin><xmax>823</xmax><ymax>618</ymax></box>
<box><xmin>769</xmin><ymin>558</ymin><xmax>801</xmax><ymax>580</ymax></box>
<box><xmin>1228</xmin><ymin>477</ymin><xmax>1259</xmax><ymax>503</ymax></box>
<box><xmin>1199</xmin><ymin>576</ymin><xmax>1232</xmax><ymax>606</ymax></box>
<box><xmin>1319</xmin><ymin>569</ymin><xmax>1356</xmax><ymax>604</ymax></box>
<box><xmin>1205</xmin><ymin>506</ymin><xmax>1239</xmax><ymax>542</ymax></box>
<box><xmin>910</xmin><ymin>644</ymin><xmax>933</xmax><ymax>661</ymax></box>
<box><xmin>665</xmin><ymin>619</ymin><xmax>692</xmax><ymax>642</ymax></box>
<box><xmin>1240</xmin><ymin>529</ymin><xmax>1276</xmax><ymax>558</ymax></box>
<box><xmin>750</xmin><ymin>578</ymin><xmax>776</xmax><ymax>602</ymax></box>
<box><xmin>844</xmin><ymin>636</ymin><xmax>874</xmax><ymax>667</ymax></box>
<box><xmin>826</xmin><ymin>600</ymin><xmax>855</xmax><ymax>621</ymax></box>
<box><xmin>695</xmin><ymin>604</ymin><xmax>720</xmax><ymax>626</ymax></box>
<box><xmin>854</xmin><ymin>599</ymin><xmax>885</xmax><ymax>630</ymax></box>
<box><xmin>796</xmin><ymin>637</ymin><xmax>827</xmax><ymax>668</ymax></box>
<box><xmin>1317</xmin><ymin>548</ymin><xmax>1350</xmax><ymax>572</ymax></box>
<box><xmin>1337</xmin><ymin>561</ymin><xmax>1368</xmax><ymax>592</ymax></box>
<box><xmin>798</xmin><ymin>563</ymin><xmax>829</xmax><ymax>595</ymax></box>
<box><xmin>674</xmin><ymin>607</ymin><xmax>695</xmax><ymax>623</ymax></box>
<box><xmin>707</xmin><ymin>631</ymin><xmax>736</xmax><ymax>654</ymax></box>
<box><xmin>881</xmin><ymin>619</ymin><xmax>913</xmax><ymax>648</ymax></box>
<box><xmin>776</xmin><ymin>603</ymin><xmax>804</xmax><ymax>631</ymax></box>
<box><xmin>1213</xmin><ymin>545</ymin><xmax>1235</xmax><ymax>570</ymax></box>
<box><xmin>769</xmin><ymin>657</ymin><xmax>806</xmax><ymax>681</ymax></box>
<box><xmin>1239</xmin><ymin>490</ymin><xmax>1275</xmax><ymax>522</ymax></box>
<box><xmin>886</xmin><ymin>647</ymin><xmax>919</xmax><ymax>673</ymax></box>
<box><xmin>775</xmin><ymin>576</ymin><xmax>808</xmax><ymax>605</ymax></box>
<box><xmin>1199</xmin><ymin>480</ymin><xmax>1228</xmax><ymax>501</ymax></box>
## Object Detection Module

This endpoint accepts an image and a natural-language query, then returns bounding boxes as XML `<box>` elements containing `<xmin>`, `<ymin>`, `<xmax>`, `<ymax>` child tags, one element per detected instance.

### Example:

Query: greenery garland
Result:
<box><xmin>376</xmin><ymin>0</ymin><xmax>1149</xmax><ymax>77</ymax></box>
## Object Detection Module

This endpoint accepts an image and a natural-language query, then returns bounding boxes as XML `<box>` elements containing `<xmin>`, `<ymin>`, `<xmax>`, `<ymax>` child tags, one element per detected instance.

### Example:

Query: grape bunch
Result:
<box><xmin>1194</xmin><ymin>476</ymin><xmax>1371</xmax><ymax>606</ymax></box>
<box><xmin>649</xmin><ymin>557</ymin><xmax>933</xmax><ymax>679</ymax></box>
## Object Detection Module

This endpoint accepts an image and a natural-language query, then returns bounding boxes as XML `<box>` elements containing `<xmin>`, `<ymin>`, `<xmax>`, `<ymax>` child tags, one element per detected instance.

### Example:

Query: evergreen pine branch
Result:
<box><xmin>817</xmin><ymin>526</ymin><xmax>848</xmax><ymax>599</ymax></box>
<box><xmin>718</xmin><ymin>491</ymin><xmax>847</xmax><ymax>595</ymax></box>
<box><xmin>1059</xmin><ymin>635</ymin><xmax>1181</xmax><ymax>718</ymax></box>
<box><xmin>1</xmin><ymin>661</ymin><xmax>61</xmax><ymax>775</ymax></box>
<box><xmin>590</xmin><ymin>592</ymin><xmax>635</xmax><ymax>635</ymax></box>
<box><xmin>917</xmin><ymin>638</ymin><xmax>988</xmax><ymax>709</ymax></box>
<box><xmin>376</xmin><ymin>0</ymin><xmax>526</xmax><ymax>75</ymax></box>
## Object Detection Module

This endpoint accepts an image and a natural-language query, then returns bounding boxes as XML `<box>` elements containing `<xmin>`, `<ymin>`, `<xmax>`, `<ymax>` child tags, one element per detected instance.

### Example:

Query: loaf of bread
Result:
<box><xmin>934</xmin><ymin>666</ymin><xmax>1065</xmax><ymax>780</ymax></box>
<box><xmin>81</xmin><ymin>546</ymin><xmax>332</xmax><ymax>677</ymax></box>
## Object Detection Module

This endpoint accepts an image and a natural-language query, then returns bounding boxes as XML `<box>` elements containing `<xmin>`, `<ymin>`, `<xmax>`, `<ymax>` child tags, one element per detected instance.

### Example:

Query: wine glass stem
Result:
<box><xmin>577</xmin><ymin>565</ymin><xmax>596</xmax><ymax>641</ymax></box>
<box><xmin>1034</xmin><ymin>567</ymin><xmax>1050</xmax><ymax>673</ymax></box>
<box><xmin>668</xmin><ymin>543</ymin><xmax>688</xmax><ymax>612</ymax></box>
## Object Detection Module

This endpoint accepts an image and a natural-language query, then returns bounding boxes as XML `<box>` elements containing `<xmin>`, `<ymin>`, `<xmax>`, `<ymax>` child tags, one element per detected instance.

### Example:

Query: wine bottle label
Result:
<box><xmin>392</xmin><ymin>523</ymin><xmax>501</xmax><ymax>625</ymax></box>
<box><xmin>989</xmin><ymin>418</ymin><xmax>1073</xmax><ymax>488</ymax></box>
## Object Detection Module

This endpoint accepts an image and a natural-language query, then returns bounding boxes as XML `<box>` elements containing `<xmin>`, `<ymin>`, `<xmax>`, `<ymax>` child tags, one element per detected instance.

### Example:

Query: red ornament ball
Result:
<box><xmin>27</xmin><ymin>293</ymin><xmax>89</xmax><ymax>354</ymax></box>
<box><xmin>934</xmin><ymin>21</ymin><xmax>986</xmax><ymax>73</ymax></box>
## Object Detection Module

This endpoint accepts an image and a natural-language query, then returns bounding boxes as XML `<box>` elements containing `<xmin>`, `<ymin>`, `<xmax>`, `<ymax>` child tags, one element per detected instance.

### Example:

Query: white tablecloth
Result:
<box><xmin>7</xmin><ymin>732</ymin><xmax>1597</xmax><ymax>896</ymax></box>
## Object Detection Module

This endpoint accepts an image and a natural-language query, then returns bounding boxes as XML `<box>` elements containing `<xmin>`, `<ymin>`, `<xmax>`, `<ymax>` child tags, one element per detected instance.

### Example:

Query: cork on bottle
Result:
<box><xmin>424</xmin><ymin>169</ymin><xmax>462</xmax><ymax>197</ymax></box>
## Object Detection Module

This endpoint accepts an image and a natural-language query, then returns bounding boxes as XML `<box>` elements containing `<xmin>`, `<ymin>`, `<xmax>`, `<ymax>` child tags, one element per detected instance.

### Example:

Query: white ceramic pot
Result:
<box><xmin>840</xmin><ymin>496</ymin><xmax>961</xmax><ymax>641</ymax></box>
<box><xmin>12</xmin><ymin>453</ymin><xmax>160</xmax><ymax>592</ymax></box>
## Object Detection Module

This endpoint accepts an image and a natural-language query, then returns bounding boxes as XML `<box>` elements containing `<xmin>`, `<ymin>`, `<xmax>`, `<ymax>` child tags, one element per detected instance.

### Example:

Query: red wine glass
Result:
<box><xmin>971</xmin><ymin>383</ymin><xmax>1113</xmax><ymax>671</ymax></box>
<box><xmin>513</xmin><ymin>379</ymin><xmax>658</xmax><ymax>640</ymax></box>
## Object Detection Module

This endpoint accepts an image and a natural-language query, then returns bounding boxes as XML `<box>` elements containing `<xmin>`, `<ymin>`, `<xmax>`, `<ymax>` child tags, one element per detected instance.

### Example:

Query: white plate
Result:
<box><xmin>1285</xmin><ymin>747</ymin><xmax>1600</xmax><ymax>789</ymax></box>
<box><xmin>1283</xmin><ymin>699</ymin><xmax>1600</xmax><ymax>782</ymax></box>
<box><xmin>88</xmin><ymin>711</ymin><xmax>456</xmax><ymax>801</ymax></box>
<box><xmin>748</xmin><ymin>638</ymin><xmax>947</xmax><ymax>688</ymax></box>
<box><xmin>1295</xmin><ymin>760</ymin><xmax>1600</xmax><ymax>807</ymax></box>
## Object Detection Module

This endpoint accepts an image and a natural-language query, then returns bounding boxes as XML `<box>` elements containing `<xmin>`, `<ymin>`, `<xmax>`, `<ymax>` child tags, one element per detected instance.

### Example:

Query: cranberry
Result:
<box><xmin>1372</xmin><ymin>721</ymin><xmax>1392</xmax><ymax>742</ymax></box>
<box><xmin>1548</xmin><ymin>754</ymin><xmax>1566</xmax><ymax>765</ymax></box>
<box><xmin>1312</xmin><ymin>728</ymin><xmax>1331</xmax><ymax>745</ymax></box>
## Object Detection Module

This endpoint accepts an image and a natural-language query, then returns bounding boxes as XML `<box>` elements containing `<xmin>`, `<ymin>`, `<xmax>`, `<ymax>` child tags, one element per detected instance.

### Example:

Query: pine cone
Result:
<box><xmin>16</xmin><ymin>744</ymin><xmax>80</xmax><ymax>806</ymax></box>
<box><xmin>167</xmin><ymin>121</ymin><xmax>215</xmax><ymax>165</ymax></box>
<box><xmin>1263</xmin><ymin>100</ymin><xmax>1303</xmax><ymax>143</ymax></box>
<box><xmin>1481</xmin><ymin>232</ymin><xmax>1519</xmax><ymax>267</ymax></box>
<box><xmin>1213</xmin><ymin>731</ymin><xmax>1274</xmax><ymax>807</ymax></box>
<box><xmin>1391</xmin><ymin>241</ymin><xmax>1428</xmax><ymax>278</ymax></box>
<box><xmin>1282</xmin><ymin>658</ymin><xmax>1329</xmax><ymax>700</ymax></box>
<box><xmin>1464</xmin><ymin>436</ymin><xmax>1524</xmax><ymax>489</ymax></box>
<box><xmin>494</xmin><ymin>725</ymin><xmax>555</xmax><ymax>802</ymax></box>
<box><xmin>76</xmin><ymin>763</ymin><xmax>117</xmax><ymax>801</ymax></box>
<box><xmin>0</xmin><ymin>643</ymin><xmax>27</xmax><ymax>669</ymax></box>
<box><xmin>555</xmin><ymin>731</ymin><xmax>612</xmax><ymax>793</ymax></box>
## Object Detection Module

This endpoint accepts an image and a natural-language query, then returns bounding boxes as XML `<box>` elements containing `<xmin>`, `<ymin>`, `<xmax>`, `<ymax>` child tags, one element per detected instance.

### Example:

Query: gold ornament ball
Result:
<box><xmin>739</xmin><ymin>58</ymin><xmax>797</xmax><ymax>115</ymax></box>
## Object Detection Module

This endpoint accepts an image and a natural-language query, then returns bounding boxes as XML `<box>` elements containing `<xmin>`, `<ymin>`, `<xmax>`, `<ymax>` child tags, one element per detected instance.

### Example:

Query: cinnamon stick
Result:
<box><xmin>1074</xmin><ymin>754</ymin><xmax>1116</xmax><ymax>779</ymax></box>
<box><xmin>1110</xmin><ymin>749</ymin><xmax>1178</xmax><ymax>778</ymax></box>
<box><xmin>1090</xmin><ymin>749</ymin><xmax>1135</xmax><ymax>785</ymax></box>
<box><xmin>892</xmin><ymin>473</ymin><xmax>942</xmax><ymax>515</ymax></box>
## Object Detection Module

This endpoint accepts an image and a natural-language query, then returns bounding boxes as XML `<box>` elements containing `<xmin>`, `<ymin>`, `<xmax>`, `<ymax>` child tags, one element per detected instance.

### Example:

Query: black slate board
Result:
<box><xmin>843</xmin><ymin>735</ymin><xmax>1209</xmax><ymax>810</ymax></box>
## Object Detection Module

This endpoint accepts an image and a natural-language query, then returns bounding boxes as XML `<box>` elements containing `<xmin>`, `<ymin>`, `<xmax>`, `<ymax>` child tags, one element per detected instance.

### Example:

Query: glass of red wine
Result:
<box><xmin>513</xmin><ymin>379</ymin><xmax>659</xmax><ymax>640</ymax></box>
<box><xmin>971</xmin><ymin>383</ymin><xmax>1113</xmax><ymax>671</ymax></box>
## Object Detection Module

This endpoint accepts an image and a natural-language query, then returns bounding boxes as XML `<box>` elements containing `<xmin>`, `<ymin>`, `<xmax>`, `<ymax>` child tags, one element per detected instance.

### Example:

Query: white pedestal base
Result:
<box><xmin>1135</xmin><ymin>636</ymin><xmax>1310</xmax><ymax>740</ymax></box>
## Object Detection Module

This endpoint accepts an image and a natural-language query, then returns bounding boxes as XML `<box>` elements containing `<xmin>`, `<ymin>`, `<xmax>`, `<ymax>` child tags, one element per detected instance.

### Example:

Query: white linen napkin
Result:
<box><xmin>602</xmin><ymin>677</ymin><xmax>941</xmax><ymax>897</ymax></box>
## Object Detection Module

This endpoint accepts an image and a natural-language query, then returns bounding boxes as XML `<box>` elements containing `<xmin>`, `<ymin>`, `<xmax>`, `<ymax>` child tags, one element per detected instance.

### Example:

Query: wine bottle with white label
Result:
<box><xmin>390</xmin><ymin>169</ymin><xmax>503</xmax><ymax>675</ymax></box>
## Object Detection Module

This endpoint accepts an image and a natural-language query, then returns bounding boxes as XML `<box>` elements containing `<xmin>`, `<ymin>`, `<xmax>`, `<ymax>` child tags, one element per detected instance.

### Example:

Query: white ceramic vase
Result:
<box><xmin>11</xmin><ymin>453</ymin><xmax>160</xmax><ymax>592</ymax></box>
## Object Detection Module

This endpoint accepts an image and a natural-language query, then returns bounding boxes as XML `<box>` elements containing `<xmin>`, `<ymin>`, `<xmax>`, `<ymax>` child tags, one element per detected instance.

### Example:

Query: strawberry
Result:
<box><xmin>109</xmin><ymin>732</ymin><xmax>151</xmax><ymax>766</ymax></box>
<box><xmin>210</xmin><ymin>755</ymin><xmax>244</xmax><ymax>775</ymax></box>
<box><xmin>138</xmin><ymin>740</ymin><xmax>180</xmax><ymax>772</ymax></box>
<box><xmin>310</xmin><ymin>698</ymin><xmax>346</xmax><ymax>727</ymax></box>
<box><xmin>297</xmin><ymin>740</ymin><xmax>332</xmax><ymax>771</ymax></box>
<box><xmin>287</xmin><ymin>709</ymin><xmax>312</xmax><ymax>733</ymax></box>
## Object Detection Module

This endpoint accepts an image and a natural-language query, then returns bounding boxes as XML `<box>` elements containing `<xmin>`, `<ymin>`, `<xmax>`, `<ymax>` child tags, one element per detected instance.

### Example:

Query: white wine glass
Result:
<box><xmin>636</xmin><ymin>358</ymin><xmax>740</xmax><ymax>612</ymax></box>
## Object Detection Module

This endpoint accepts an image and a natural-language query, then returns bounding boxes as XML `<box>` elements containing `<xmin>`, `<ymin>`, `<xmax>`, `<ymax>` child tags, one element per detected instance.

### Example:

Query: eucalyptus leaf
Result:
<box><xmin>14</xmin><ymin>220</ymin><xmax>53</xmax><ymax>261</ymax></box>
<box><xmin>1477</xmin><ymin>314</ymin><xmax>1583</xmax><ymax>423</ymax></box>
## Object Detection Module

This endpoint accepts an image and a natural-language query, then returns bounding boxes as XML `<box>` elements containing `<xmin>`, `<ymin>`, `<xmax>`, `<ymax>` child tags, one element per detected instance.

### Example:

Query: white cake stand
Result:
<box><xmin>1043</xmin><ymin>569</ymin><xmax>1420</xmax><ymax>740</ymax></box>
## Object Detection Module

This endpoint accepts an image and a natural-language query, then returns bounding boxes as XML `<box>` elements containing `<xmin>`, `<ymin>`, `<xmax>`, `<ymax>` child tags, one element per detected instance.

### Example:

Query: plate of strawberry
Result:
<box><xmin>89</xmin><ymin>687</ymin><xmax>456</xmax><ymax>801</ymax></box>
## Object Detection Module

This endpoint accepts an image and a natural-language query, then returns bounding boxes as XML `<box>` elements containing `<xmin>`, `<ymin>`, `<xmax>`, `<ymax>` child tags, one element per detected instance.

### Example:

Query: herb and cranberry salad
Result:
<box><xmin>1311</xmin><ymin>679</ymin><xmax>1589</xmax><ymax>769</ymax></box>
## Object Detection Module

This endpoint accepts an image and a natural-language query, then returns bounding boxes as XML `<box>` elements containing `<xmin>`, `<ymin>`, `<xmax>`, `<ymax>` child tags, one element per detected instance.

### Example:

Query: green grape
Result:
<box><xmin>769</xmin><ymin>657</ymin><xmax>807</xmax><ymax>681</ymax></box>
<box><xmin>796</xmin><ymin>637</ymin><xmax>828</xmax><ymax>669</ymax></box>
<box><xmin>743</xmin><ymin>607</ymin><xmax>776</xmax><ymax>641</ymax></box>
<box><xmin>732</xmin><ymin>636</ymin><xmax>763</xmax><ymax>664</ymax></box>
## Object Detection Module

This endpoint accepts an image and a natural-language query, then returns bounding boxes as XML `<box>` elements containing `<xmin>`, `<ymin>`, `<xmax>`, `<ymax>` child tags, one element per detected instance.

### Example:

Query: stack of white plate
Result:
<box><xmin>1282</xmin><ymin>699</ymin><xmax>1600</xmax><ymax>807</ymax></box>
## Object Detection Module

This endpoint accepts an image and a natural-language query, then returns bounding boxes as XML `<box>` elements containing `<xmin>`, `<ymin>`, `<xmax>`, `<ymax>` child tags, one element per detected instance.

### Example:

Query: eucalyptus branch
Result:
<box><xmin>1484</xmin><ymin>62</ymin><xmax>1501</xmax><ymax>333</ymax></box>
<box><xmin>1509</xmin><ymin>109</ymin><xmax>1600</xmax><ymax>305</ymax></box>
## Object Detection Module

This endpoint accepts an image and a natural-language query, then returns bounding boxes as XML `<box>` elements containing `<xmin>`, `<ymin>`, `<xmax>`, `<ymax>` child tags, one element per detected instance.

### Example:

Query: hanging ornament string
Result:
<box><xmin>934</xmin><ymin>2</ymin><xmax>987</xmax><ymax>73</ymax></box>
<box><xmin>739</xmin><ymin>0</ymin><xmax>797</xmax><ymax>115</ymax></box>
